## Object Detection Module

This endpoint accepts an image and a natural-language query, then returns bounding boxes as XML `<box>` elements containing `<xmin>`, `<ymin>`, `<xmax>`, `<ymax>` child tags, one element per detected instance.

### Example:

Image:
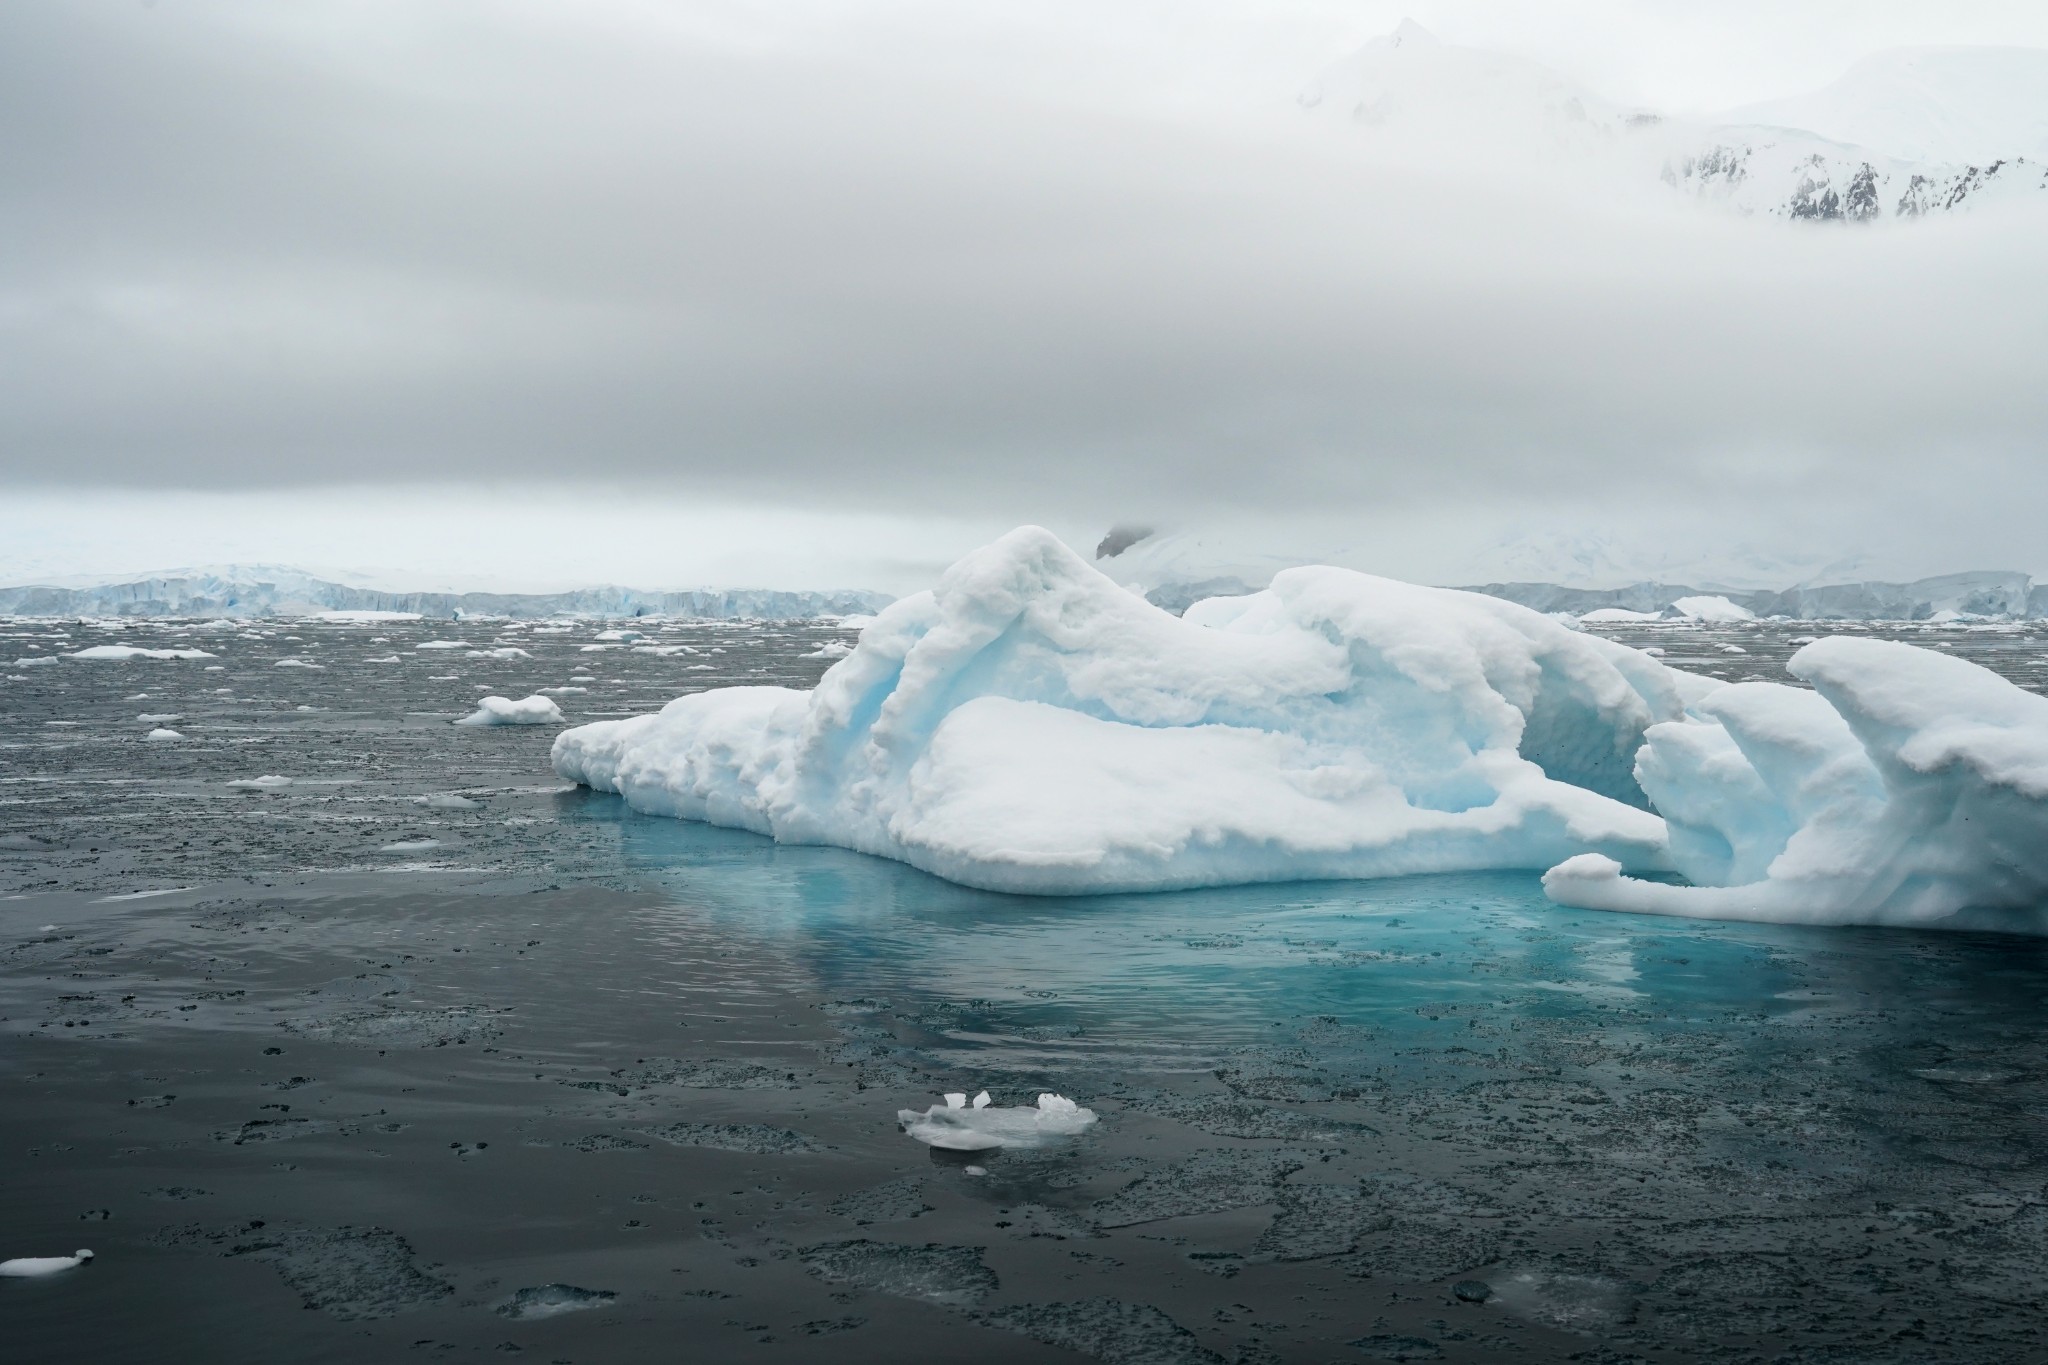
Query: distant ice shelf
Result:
<box><xmin>556</xmin><ymin>528</ymin><xmax>2048</xmax><ymax>930</ymax></box>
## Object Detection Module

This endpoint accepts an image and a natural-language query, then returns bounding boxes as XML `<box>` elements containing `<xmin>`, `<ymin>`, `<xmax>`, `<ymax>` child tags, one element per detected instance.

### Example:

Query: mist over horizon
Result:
<box><xmin>6</xmin><ymin>1</ymin><xmax>2047</xmax><ymax>593</ymax></box>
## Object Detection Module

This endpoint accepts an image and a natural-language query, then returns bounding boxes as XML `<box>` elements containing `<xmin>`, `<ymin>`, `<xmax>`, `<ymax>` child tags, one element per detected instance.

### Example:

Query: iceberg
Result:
<box><xmin>898</xmin><ymin>1091</ymin><xmax>1098</xmax><ymax>1151</ymax></box>
<box><xmin>0</xmin><ymin>1249</ymin><xmax>93</xmax><ymax>1278</ymax></box>
<box><xmin>555</xmin><ymin>527</ymin><xmax>1686</xmax><ymax>895</ymax></box>
<box><xmin>68</xmin><ymin>645</ymin><xmax>215</xmax><ymax>661</ymax></box>
<box><xmin>554</xmin><ymin>530</ymin><xmax>2048</xmax><ymax>927</ymax></box>
<box><xmin>456</xmin><ymin>695</ymin><xmax>563</xmax><ymax>727</ymax></box>
<box><xmin>1545</xmin><ymin>637</ymin><xmax>2048</xmax><ymax>929</ymax></box>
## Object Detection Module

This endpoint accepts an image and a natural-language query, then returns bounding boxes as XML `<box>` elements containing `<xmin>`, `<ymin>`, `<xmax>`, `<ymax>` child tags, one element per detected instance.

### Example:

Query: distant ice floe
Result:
<box><xmin>455</xmin><ymin>695</ymin><xmax>563</xmax><ymax>727</ymax></box>
<box><xmin>413</xmin><ymin>793</ymin><xmax>480</xmax><ymax>809</ymax></box>
<box><xmin>804</xmin><ymin>640</ymin><xmax>856</xmax><ymax>659</ymax></box>
<box><xmin>68</xmin><ymin>646</ymin><xmax>215</xmax><ymax>661</ymax></box>
<box><xmin>0</xmin><ymin>1249</ymin><xmax>92</xmax><ymax>1277</ymax></box>
<box><xmin>145</xmin><ymin>727</ymin><xmax>185</xmax><ymax>742</ymax></box>
<box><xmin>898</xmin><ymin>1091</ymin><xmax>1098</xmax><ymax>1150</ymax></box>
<box><xmin>228</xmin><ymin>775</ymin><xmax>293</xmax><ymax>790</ymax></box>
<box><xmin>555</xmin><ymin>527</ymin><xmax>2048</xmax><ymax>930</ymax></box>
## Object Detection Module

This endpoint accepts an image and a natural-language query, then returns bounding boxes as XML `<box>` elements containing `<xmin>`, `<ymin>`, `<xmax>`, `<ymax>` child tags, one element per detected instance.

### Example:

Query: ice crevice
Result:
<box><xmin>554</xmin><ymin>527</ymin><xmax>2048</xmax><ymax>929</ymax></box>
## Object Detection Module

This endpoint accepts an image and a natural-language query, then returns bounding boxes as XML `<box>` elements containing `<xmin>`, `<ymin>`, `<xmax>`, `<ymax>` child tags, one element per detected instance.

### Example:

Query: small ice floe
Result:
<box><xmin>380</xmin><ymin>839</ymin><xmax>443</xmax><ymax>853</ymax></box>
<box><xmin>414</xmin><ymin>793</ymin><xmax>481</xmax><ymax>810</ymax></box>
<box><xmin>467</xmin><ymin>647</ymin><xmax>531</xmax><ymax>659</ymax></box>
<box><xmin>496</xmin><ymin>1283</ymin><xmax>616</xmax><ymax>1319</ymax></box>
<box><xmin>362</xmin><ymin>655</ymin><xmax>402</xmax><ymax>663</ymax></box>
<box><xmin>804</xmin><ymin>640</ymin><xmax>856</xmax><ymax>660</ymax></box>
<box><xmin>274</xmin><ymin>658</ymin><xmax>324</xmax><ymax>669</ymax></box>
<box><xmin>227</xmin><ymin>775</ymin><xmax>293</xmax><ymax>791</ymax></box>
<box><xmin>897</xmin><ymin>1091</ymin><xmax>1097</xmax><ymax>1151</ymax></box>
<box><xmin>454</xmin><ymin>695</ymin><xmax>563</xmax><ymax>727</ymax></box>
<box><xmin>145</xmin><ymin>727</ymin><xmax>185</xmax><ymax>742</ymax></box>
<box><xmin>136</xmin><ymin>712</ymin><xmax>182</xmax><ymax>723</ymax></box>
<box><xmin>70</xmin><ymin>646</ymin><xmax>214</xmax><ymax>661</ymax></box>
<box><xmin>0</xmin><ymin>1249</ymin><xmax>93</xmax><ymax>1277</ymax></box>
<box><xmin>415</xmin><ymin>640</ymin><xmax>472</xmax><ymax>650</ymax></box>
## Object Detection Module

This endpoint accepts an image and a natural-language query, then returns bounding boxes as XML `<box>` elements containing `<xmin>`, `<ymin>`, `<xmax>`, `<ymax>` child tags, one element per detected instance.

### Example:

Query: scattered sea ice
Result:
<box><xmin>496</xmin><ymin>1284</ymin><xmax>616</xmax><ymax>1319</ymax></box>
<box><xmin>413</xmin><ymin>793</ymin><xmax>479</xmax><ymax>810</ymax></box>
<box><xmin>454</xmin><ymin>695</ymin><xmax>563</xmax><ymax>727</ymax></box>
<box><xmin>227</xmin><ymin>776</ymin><xmax>293</xmax><ymax>791</ymax></box>
<box><xmin>898</xmin><ymin>1091</ymin><xmax>1098</xmax><ymax>1151</ymax></box>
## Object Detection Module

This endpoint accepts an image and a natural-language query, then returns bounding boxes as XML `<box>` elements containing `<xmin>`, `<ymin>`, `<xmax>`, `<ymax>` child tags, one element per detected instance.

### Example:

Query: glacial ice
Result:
<box><xmin>898</xmin><ymin>1091</ymin><xmax>1099</xmax><ymax>1150</ymax></box>
<box><xmin>555</xmin><ymin>528</ymin><xmax>2048</xmax><ymax>928</ymax></box>
<box><xmin>1545</xmin><ymin>637</ymin><xmax>2048</xmax><ymax>928</ymax></box>
<box><xmin>456</xmin><ymin>695</ymin><xmax>563</xmax><ymax>727</ymax></box>
<box><xmin>555</xmin><ymin>527</ymin><xmax>1684</xmax><ymax>895</ymax></box>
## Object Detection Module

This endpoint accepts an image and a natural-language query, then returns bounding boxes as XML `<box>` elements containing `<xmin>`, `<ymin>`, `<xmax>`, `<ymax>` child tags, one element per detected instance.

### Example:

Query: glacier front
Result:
<box><xmin>554</xmin><ymin>529</ymin><xmax>2048</xmax><ymax>928</ymax></box>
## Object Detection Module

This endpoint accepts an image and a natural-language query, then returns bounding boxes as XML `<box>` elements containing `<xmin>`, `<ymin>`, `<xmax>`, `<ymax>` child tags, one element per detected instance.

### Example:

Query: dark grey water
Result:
<box><xmin>5</xmin><ymin>614</ymin><xmax>2048</xmax><ymax>1364</ymax></box>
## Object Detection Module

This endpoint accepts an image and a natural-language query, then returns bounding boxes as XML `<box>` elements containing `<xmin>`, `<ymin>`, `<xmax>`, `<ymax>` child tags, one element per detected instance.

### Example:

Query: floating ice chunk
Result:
<box><xmin>804</xmin><ymin>640</ymin><xmax>855</xmax><ymax>659</ymax></box>
<box><xmin>14</xmin><ymin>656</ymin><xmax>60</xmax><ymax>666</ymax></box>
<box><xmin>898</xmin><ymin>1092</ymin><xmax>1098</xmax><ymax>1150</ymax></box>
<box><xmin>380</xmin><ymin>839</ymin><xmax>444</xmax><ymax>852</ymax></box>
<box><xmin>69</xmin><ymin>646</ymin><xmax>214</xmax><ymax>661</ymax></box>
<box><xmin>413</xmin><ymin>793</ymin><xmax>480</xmax><ymax>809</ymax></box>
<box><xmin>555</xmin><ymin>527</ymin><xmax>1684</xmax><ymax>895</ymax></box>
<box><xmin>595</xmin><ymin>629</ymin><xmax>644</xmax><ymax>642</ymax></box>
<box><xmin>1670</xmin><ymin>595</ymin><xmax>1755</xmax><ymax>623</ymax></box>
<box><xmin>0</xmin><ymin>1249</ymin><xmax>92</xmax><ymax>1277</ymax></box>
<box><xmin>467</xmin><ymin>647</ymin><xmax>531</xmax><ymax>659</ymax></box>
<box><xmin>455</xmin><ymin>695</ymin><xmax>563</xmax><ymax>727</ymax></box>
<box><xmin>415</xmin><ymin>640</ymin><xmax>472</xmax><ymax>650</ymax></box>
<box><xmin>1546</xmin><ymin>638</ymin><xmax>2048</xmax><ymax>928</ymax></box>
<box><xmin>496</xmin><ymin>1283</ymin><xmax>616</xmax><ymax>1319</ymax></box>
<box><xmin>228</xmin><ymin>775</ymin><xmax>293</xmax><ymax>790</ymax></box>
<box><xmin>274</xmin><ymin>658</ymin><xmax>324</xmax><ymax>669</ymax></box>
<box><xmin>145</xmin><ymin>727</ymin><xmax>185</xmax><ymax>742</ymax></box>
<box><xmin>136</xmin><ymin>712</ymin><xmax>183</xmax><ymax>723</ymax></box>
<box><xmin>363</xmin><ymin>655</ymin><xmax>403</xmax><ymax>663</ymax></box>
<box><xmin>1579</xmin><ymin>608</ymin><xmax>1664</xmax><ymax>623</ymax></box>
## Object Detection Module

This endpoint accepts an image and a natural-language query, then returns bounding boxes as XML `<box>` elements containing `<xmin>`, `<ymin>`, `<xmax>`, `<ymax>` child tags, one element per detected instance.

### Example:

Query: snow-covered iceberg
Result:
<box><xmin>1544</xmin><ymin>638</ymin><xmax>2048</xmax><ymax>929</ymax></box>
<box><xmin>554</xmin><ymin>529</ymin><xmax>2048</xmax><ymax>928</ymax></box>
<box><xmin>555</xmin><ymin>527</ymin><xmax>1688</xmax><ymax>894</ymax></box>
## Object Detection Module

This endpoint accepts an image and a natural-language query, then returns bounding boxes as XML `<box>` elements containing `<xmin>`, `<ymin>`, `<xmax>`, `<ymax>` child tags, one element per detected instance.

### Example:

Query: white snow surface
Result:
<box><xmin>898</xmin><ymin>1091</ymin><xmax>1098</xmax><ymax>1151</ymax></box>
<box><xmin>557</xmin><ymin>529</ymin><xmax>2048</xmax><ymax>929</ymax></box>
<box><xmin>1545</xmin><ymin>637</ymin><xmax>2048</xmax><ymax>930</ymax></box>
<box><xmin>555</xmin><ymin>527</ymin><xmax>1684</xmax><ymax>895</ymax></box>
<box><xmin>456</xmin><ymin>695</ymin><xmax>563</xmax><ymax>728</ymax></box>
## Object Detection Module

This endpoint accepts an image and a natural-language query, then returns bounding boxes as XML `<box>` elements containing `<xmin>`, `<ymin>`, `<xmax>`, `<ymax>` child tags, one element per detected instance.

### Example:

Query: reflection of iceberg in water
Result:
<box><xmin>559</xmin><ymin>527</ymin><xmax>2048</xmax><ymax>929</ymax></box>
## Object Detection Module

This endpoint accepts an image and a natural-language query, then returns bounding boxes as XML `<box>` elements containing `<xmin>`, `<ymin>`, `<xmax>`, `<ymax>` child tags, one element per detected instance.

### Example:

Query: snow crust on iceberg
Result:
<box><xmin>554</xmin><ymin>527</ymin><xmax>1684</xmax><ymax>895</ymax></box>
<box><xmin>1545</xmin><ymin>638</ymin><xmax>2048</xmax><ymax>928</ymax></box>
<box><xmin>898</xmin><ymin>1091</ymin><xmax>1097</xmax><ymax>1150</ymax></box>
<box><xmin>456</xmin><ymin>695</ymin><xmax>563</xmax><ymax>727</ymax></box>
<box><xmin>555</xmin><ymin>529</ymin><xmax>2048</xmax><ymax>927</ymax></box>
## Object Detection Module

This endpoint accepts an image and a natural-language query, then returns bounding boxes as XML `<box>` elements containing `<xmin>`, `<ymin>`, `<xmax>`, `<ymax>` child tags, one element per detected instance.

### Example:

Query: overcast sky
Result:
<box><xmin>5</xmin><ymin>1</ymin><xmax>2047</xmax><ymax>590</ymax></box>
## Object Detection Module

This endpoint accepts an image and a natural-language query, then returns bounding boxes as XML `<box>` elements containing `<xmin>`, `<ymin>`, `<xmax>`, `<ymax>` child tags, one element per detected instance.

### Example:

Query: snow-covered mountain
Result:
<box><xmin>0</xmin><ymin>566</ymin><xmax>892</xmax><ymax>620</ymax></box>
<box><xmin>1301</xmin><ymin>22</ymin><xmax>2048</xmax><ymax>222</ymax></box>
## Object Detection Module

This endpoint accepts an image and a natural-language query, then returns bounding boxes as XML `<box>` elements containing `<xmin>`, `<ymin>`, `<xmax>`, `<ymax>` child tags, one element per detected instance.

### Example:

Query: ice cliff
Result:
<box><xmin>557</xmin><ymin>529</ymin><xmax>2048</xmax><ymax>930</ymax></box>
